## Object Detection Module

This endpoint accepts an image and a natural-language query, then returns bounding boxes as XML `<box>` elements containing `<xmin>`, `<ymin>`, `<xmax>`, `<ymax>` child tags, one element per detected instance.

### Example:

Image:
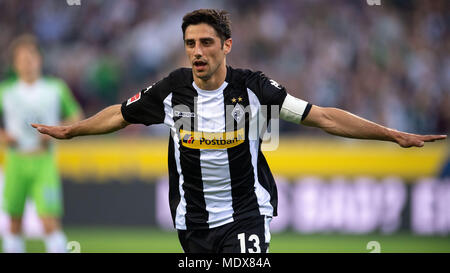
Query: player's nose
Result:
<box><xmin>193</xmin><ymin>44</ymin><xmax>203</xmax><ymax>57</ymax></box>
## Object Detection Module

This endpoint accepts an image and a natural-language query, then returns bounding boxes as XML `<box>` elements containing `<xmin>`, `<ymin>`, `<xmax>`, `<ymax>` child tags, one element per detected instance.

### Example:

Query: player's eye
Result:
<box><xmin>202</xmin><ymin>39</ymin><xmax>213</xmax><ymax>46</ymax></box>
<box><xmin>185</xmin><ymin>40</ymin><xmax>195</xmax><ymax>47</ymax></box>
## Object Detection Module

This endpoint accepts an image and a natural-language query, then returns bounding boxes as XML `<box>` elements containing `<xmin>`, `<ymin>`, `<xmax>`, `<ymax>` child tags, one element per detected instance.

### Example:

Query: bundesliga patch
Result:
<box><xmin>126</xmin><ymin>92</ymin><xmax>141</xmax><ymax>106</ymax></box>
<box><xmin>179</xmin><ymin>128</ymin><xmax>245</xmax><ymax>149</ymax></box>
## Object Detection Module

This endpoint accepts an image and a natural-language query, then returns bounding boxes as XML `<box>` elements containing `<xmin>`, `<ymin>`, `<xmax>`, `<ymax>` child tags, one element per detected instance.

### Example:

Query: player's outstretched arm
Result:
<box><xmin>301</xmin><ymin>105</ymin><xmax>447</xmax><ymax>148</ymax></box>
<box><xmin>31</xmin><ymin>104</ymin><xmax>129</xmax><ymax>139</ymax></box>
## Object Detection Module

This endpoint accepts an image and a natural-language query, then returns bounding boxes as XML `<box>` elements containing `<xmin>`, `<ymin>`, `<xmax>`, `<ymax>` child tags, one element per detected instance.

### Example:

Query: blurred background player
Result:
<box><xmin>0</xmin><ymin>34</ymin><xmax>83</xmax><ymax>253</ymax></box>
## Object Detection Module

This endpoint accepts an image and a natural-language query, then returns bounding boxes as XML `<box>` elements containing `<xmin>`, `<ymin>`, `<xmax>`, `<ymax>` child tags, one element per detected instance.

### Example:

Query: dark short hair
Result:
<box><xmin>182</xmin><ymin>9</ymin><xmax>232</xmax><ymax>44</ymax></box>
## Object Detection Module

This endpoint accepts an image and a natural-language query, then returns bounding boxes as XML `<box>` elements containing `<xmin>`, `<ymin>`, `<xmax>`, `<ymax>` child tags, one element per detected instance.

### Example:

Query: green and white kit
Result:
<box><xmin>0</xmin><ymin>77</ymin><xmax>81</xmax><ymax>217</ymax></box>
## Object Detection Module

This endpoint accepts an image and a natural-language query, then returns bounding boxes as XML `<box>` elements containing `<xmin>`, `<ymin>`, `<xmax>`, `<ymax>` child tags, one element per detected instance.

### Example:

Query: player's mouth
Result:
<box><xmin>193</xmin><ymin>60</ymin><xmax>208</xmax><ymax>71</ymax></box>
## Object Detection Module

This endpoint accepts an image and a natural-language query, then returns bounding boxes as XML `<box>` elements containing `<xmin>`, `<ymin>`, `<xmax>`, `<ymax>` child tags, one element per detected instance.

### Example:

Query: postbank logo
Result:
<box><xmin>180</xmin><ymin>128</ymin><xmax>245</xmax><ymax>149</ymax></box>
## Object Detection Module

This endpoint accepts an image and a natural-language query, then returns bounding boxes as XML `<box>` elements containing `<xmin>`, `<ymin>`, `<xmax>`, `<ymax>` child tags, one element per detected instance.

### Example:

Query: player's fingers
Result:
<box><xmin>31</xmin><ymin>123</ymin><xmax>50</xmax><ymax>131</ymax></box>
<box><xmin>422</xmin><ymin>135</ymin><xmax>447</xmax><ymax>142</ymax></box>
<box><xmin>37</xmin><ymin>127</ymin><xmax>47</xmax><ymax>134</ymax></box>
<box><xmin>34</xmin><ymin>125</ymin><xmax>50</xmax><ymax>135</ymax></box>
<box><xmin>407</xmin><ymin>139</ymin><xmax>424</xmax><ymax>147</ymax></box>
<box><xmin>31</xmin><ymin>123</ymin><xmax>51</xmax><ymax>134</ymax></box>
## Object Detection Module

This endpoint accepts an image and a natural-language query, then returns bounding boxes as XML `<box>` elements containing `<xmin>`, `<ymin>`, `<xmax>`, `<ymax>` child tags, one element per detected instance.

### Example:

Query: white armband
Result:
<box><xmin>280</xmin><ymin>94</ymin><xmax>309</xmax><ymax>124</ymax></box>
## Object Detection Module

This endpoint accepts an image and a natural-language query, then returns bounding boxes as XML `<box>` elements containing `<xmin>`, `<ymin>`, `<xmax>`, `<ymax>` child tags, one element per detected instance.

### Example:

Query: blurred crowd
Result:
<box><xmin>0</xmin><ymin>0</ymin><xmax>448</xmax><ymax>135</ymax></box>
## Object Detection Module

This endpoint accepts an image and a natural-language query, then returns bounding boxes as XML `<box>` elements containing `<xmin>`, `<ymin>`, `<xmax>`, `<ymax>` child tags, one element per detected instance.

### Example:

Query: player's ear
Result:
<box><xmin>223</xmin><ymin>38</ymin><xmax>232</xmax><ymax>55</ymax></box>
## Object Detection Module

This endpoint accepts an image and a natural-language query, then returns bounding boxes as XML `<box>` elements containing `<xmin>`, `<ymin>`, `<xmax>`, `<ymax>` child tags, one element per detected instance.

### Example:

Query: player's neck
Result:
<box><xmin>193</xmin><ymin>62</ymin><xmax>227</xmax><ymax>91</ymax></box>
<box><xmin>19</xmin><ymin>74</ymin><xmax>40</xmax><ymax>85</ymax></box>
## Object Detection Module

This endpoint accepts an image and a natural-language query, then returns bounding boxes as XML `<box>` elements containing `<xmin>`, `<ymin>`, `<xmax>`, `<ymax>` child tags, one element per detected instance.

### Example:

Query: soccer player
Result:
<box><xmin>31</xmin><ymin>9</ymin><xmax>446</xmax><ymax>253</ymax></box>
<box><xmin>0</xmin><ymin>34</ymin><xmax>83</xmax><ymax>252</ymax></box>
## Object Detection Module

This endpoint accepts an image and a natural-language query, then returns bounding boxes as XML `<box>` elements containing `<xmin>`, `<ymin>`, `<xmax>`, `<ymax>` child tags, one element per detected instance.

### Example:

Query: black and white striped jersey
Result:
<box><xmin>121</xmin><ymin>66</ymin><xmax>311</xmax><ymax>230</ymax></box>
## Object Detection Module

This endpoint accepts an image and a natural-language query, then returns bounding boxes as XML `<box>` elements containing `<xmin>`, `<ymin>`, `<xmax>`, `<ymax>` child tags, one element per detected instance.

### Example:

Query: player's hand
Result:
<box><xmin>393</xmin><ymin>131</ymin><xmax>447</xmax><ymax>148</ymax></box>
<box><xmin>31</xmin><ymin>123</ymin><xmax>73</xmax><ymax>140</ymax></box>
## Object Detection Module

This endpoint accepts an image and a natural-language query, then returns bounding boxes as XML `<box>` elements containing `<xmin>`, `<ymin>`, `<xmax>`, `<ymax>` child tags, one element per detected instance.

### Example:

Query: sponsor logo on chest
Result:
<box><xmin>179</xmin><ymin>128</ymin><xmax>245</xmax><ymax>149</ymax></box>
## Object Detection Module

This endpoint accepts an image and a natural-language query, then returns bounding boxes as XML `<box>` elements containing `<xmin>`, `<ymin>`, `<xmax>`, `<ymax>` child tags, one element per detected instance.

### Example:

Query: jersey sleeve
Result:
<box><xmin>245</xmin><ymin>71</ymin><xmax>289</xmax><ymax>109</ymax></box>
<box><xmin>120</xmin><ymin>74</ymin><xmax>172</xmax><ymax>126</ymax></box>
<box><xmin>245</xmin><ymin>71</ymin><xmax>312</xmax><ymax>123</ymax></box>
<box><xmin>57</xmin><ymin>80</ymin><xmax>82</xmax><ymax>119</ymax></box>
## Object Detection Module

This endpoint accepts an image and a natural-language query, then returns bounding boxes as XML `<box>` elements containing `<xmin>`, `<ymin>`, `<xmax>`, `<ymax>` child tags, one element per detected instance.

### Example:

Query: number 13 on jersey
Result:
<box><xmin>237</xmin><ymin>233</ymin><xmax>261</xmax><ymax>253</ymax></box>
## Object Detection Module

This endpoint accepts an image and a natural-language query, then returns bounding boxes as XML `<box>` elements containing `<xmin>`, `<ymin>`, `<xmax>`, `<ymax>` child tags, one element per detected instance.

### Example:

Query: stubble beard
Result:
<box><xmin>196</xmin><ymin>59</ymin><xmax>223</xmax><ymax>82</ymax></box>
